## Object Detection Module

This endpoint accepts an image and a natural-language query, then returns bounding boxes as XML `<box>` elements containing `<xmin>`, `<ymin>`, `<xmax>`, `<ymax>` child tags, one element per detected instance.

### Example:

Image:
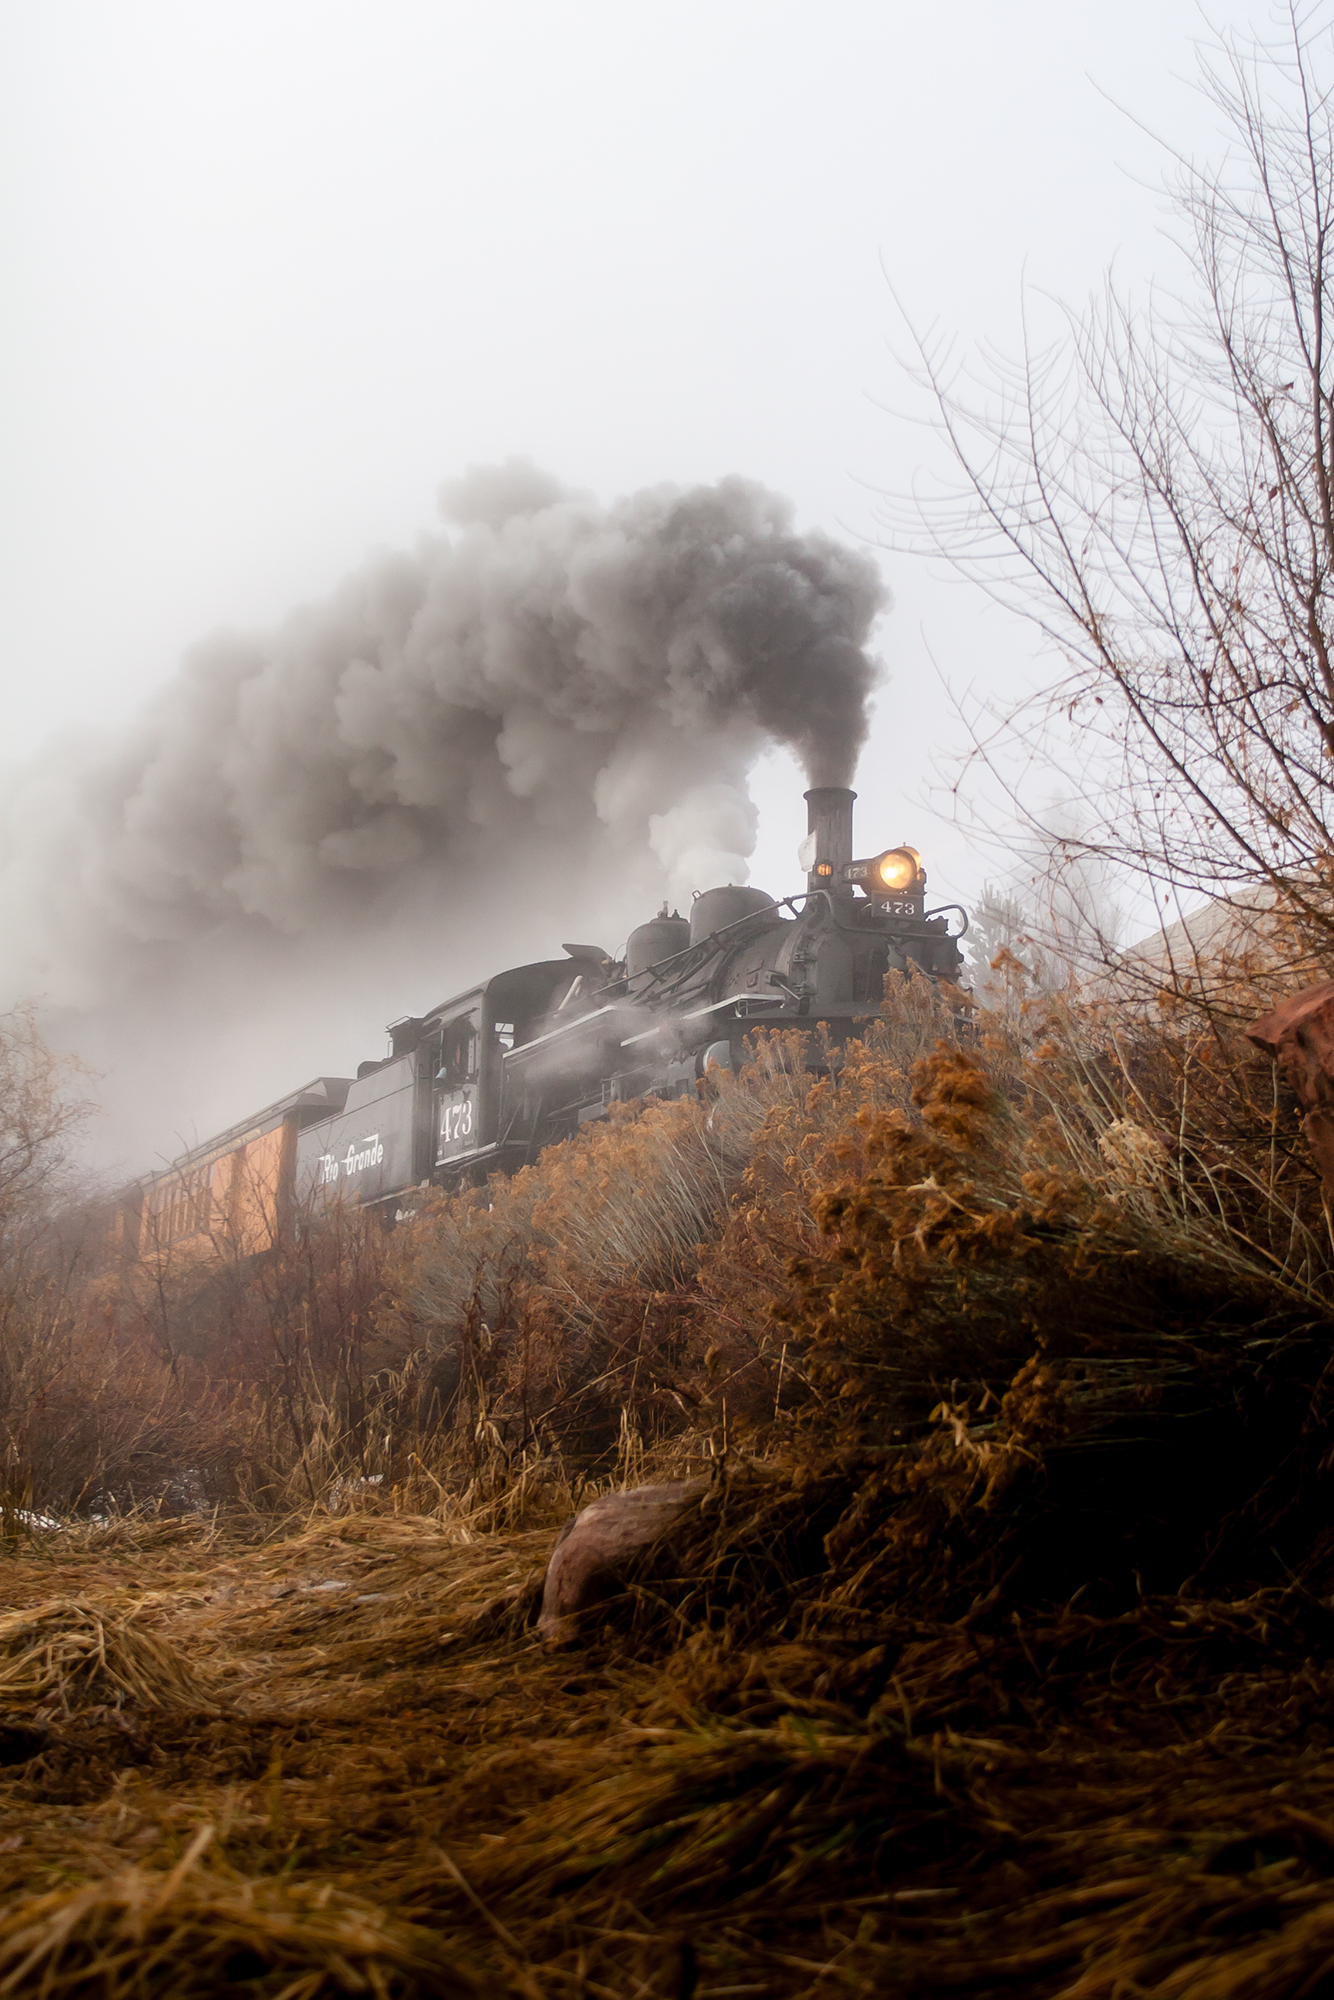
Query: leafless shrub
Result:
<box><xmin>888</xmin><ymin>10</ymin><xmax>1334</xmax><ymax>1003</ymax></box>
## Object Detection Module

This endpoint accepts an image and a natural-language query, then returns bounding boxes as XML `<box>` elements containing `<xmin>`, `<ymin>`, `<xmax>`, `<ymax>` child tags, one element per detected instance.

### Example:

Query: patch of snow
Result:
<box><xmin>325</xmin><ymin>1473</ymin><xmax>386</xmax><ymax>1513</ymax></box>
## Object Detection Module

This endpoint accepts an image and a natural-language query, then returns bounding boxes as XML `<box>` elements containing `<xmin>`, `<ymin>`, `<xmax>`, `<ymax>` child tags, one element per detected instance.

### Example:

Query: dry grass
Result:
<box><xmin>0</xmin><ymin>1850</ymin><xmax>480</xmax><ymax>2000</ymax></box>
<box><xmin>0</xmin><ymin>1595</ymin><xmax>220</xmax><ymax>1720</ymax></box>
<box><xmin>3</xmin><ymin>1486</ymin><xmax>1334</xmax><ymax>1997</ymax></box>
<box><xmin>3</xmin><ymin>993</ymin><xmax>1334</xmax><ymax>1989</ymax></box>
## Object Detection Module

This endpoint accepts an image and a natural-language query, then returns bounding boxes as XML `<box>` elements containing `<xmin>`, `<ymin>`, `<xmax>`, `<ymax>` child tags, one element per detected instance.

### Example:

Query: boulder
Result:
<box><xmin>538</xmin><ymin>1478</ymin><xmax>708</xmax><ymax>1646</ymax></box>
<box><xmin>1248</xmin><ymin>980</ymin><xmax>1334</xmax><ymax>1188</ymax></box>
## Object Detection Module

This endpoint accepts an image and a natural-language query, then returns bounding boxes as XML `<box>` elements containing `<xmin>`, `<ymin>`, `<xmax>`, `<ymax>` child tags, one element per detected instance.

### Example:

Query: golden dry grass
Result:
<box><xmin>0</xmin><ymin>1474</ymin><xmax>1330</xmax><ymax>1998</ymax></box>
<box><xmin>0</xmin><ymin>1595</ymin><xmax>219</xmax><ymax>1720</ymax></box>
<box><xmin>4</xmin><ymin>1000</ymin><xmax>1334</xmax><ymax>1991</ymax></box>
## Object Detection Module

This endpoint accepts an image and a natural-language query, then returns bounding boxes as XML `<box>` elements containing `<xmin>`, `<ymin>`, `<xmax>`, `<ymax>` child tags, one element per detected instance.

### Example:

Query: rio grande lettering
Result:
<box><xmin>316</xmin><ymin>1134</ymin><xmax>385</xmax><ymax>1186</ymax></box>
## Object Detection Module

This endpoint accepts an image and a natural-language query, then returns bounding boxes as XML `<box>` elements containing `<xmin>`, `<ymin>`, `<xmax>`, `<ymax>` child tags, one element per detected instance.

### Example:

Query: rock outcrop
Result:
<box><xmin>537</xmin><ymin>1478</ymin><xmax>708</xmax><ymax>1646</ymax></box>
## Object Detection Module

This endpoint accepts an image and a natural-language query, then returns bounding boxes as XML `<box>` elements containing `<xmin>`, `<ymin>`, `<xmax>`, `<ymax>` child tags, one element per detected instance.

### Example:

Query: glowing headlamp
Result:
<box><xmin>838</xmin><ymin>845</ymin><xmax>925</xmax><ymax>899</ymax></box>
<box><xmin>873</xmin><ymin>846</ymin><xmax>921</xmax><ymax>893</ymax></box>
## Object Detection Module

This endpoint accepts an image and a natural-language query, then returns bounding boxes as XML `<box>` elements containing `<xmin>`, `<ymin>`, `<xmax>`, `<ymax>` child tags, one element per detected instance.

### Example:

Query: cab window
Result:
<box><xmin>436</xmin><ymin>1016</ymin><xmax>478</xmax><ymax>1087</ymax></box>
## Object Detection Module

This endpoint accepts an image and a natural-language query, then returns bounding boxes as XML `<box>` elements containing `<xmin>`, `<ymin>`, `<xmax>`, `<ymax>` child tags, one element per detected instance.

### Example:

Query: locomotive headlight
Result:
<box><xmin>837</xmin><ymin>844</ymin><xmax>925</xmax><ymax>897</ymax></box>
<box><xmin>873</xmin><ymin>846</ymin><xmax>921</xmax><ymax>893</ymax></box>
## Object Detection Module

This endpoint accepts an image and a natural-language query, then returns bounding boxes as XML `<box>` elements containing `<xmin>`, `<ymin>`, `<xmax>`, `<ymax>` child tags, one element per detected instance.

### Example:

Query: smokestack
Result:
<box><xmin>804</xmin><ymin>786</ymin><xmax>855</xmax><ymax>895</ymax></box>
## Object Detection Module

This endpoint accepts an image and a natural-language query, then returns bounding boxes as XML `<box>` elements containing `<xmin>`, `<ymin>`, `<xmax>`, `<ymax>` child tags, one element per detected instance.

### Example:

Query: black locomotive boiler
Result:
<box><xmin>292</xmin><ymin>787</ymin><xmax>966</xmax><ymax>1213</ymax></box>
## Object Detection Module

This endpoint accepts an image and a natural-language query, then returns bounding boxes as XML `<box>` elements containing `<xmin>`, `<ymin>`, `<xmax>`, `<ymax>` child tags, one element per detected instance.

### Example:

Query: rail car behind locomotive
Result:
<box><xmin>125</xmin><ymin>788</ymin><xmax>965</xmax><ymax>1259</ymax></box>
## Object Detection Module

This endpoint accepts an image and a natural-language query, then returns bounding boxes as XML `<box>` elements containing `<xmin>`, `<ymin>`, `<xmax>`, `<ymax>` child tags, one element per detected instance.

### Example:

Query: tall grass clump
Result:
<box><xmin>4</xmin><ymin>962</ymin><xmax>1332</xmax><ymax>1561</ymax></box>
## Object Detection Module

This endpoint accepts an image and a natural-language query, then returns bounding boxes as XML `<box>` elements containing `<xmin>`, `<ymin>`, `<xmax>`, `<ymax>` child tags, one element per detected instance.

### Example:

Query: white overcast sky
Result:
<box><xmin>1</xmin><ymin>0</ymin><xmax>1263</xmax><ymax>911</ymax></box>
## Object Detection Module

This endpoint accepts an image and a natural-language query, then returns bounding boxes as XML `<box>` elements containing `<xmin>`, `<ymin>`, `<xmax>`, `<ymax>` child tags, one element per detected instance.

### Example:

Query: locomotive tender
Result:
<box><xmin>126</xmin><ymin>789</ymin><xmax>965</xmax><ymax>1259</ymax></box>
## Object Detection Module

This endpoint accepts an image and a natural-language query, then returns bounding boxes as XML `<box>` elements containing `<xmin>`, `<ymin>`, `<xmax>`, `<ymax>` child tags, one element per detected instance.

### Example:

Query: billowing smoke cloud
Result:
<box><xmin>0</xmin><ymin>465</ymin><xmax>885</xmax><ymax>1169</ymax></box>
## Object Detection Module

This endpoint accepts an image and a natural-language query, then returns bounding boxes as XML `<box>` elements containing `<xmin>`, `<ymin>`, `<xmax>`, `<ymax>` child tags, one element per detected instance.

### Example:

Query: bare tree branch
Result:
<box><xmin>885</xmin><ymin>12</ymin><xmax>1334</xmax><ymax>983</ymax></box>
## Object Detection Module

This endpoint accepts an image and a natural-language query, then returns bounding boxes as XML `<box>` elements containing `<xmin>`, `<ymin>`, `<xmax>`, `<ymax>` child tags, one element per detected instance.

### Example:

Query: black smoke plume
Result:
<box><xmin>0</xmin><ymin>465</ymin><xmax>885</xmax><ymax>1167</ymax></box>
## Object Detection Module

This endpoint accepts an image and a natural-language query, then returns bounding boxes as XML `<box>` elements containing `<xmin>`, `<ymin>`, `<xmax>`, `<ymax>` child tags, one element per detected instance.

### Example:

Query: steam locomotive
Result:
<box><xmin>125</xmin><ymin>788</ymin><xmax>966</xmax><ymax>1259</ymax></box>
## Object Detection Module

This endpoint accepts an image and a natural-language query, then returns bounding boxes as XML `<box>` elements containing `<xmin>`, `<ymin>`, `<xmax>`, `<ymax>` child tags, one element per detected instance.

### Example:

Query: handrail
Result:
<box><xmin>605</xmin><ymin>892</ymin><xmax>820</xmax><ymax>1005</ymax></box>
